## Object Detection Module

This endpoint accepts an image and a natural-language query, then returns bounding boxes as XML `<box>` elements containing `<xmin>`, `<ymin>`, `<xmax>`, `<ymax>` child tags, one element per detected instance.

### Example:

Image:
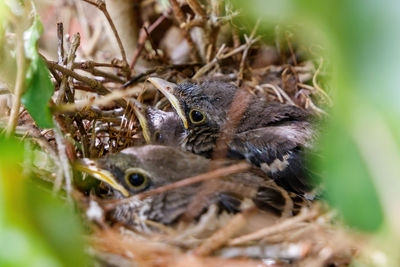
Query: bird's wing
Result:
<box><xmin>228</xmin><ymin>124</ymin><xmax>314</xmax><ymax>194</ymax></box>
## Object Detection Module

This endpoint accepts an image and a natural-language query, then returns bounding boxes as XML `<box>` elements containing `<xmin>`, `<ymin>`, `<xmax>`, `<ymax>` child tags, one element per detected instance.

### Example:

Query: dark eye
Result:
<box><xmin>154</xmin><ymin>131</ymin><xmax>162</xmax><ymax>141</ymax></box>
<box><xmin>124</xmin><ymin>168</ymin><xmax>150</xmax><ymax>191</ymax></box>
<box><xmin>189</xmin><ymin>109</ymin><xmax>206</xmax><ymax>124</ymax></box>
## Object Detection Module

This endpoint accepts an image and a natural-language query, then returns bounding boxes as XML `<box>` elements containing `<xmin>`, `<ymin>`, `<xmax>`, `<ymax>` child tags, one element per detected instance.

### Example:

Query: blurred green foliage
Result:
<box><xmin>0</xmin><ymin>136</ymin><xmax>89</xmax><ymax>266</ymax></box>
<box><xmin>0</xmin><ymin>1</ymin><xmax>88</xmax><ymax>265</ymax></box>
<box><xmin>231</xmin><ymin>0</ymin><xmax>400</xmax><ymax>233</ymax></box>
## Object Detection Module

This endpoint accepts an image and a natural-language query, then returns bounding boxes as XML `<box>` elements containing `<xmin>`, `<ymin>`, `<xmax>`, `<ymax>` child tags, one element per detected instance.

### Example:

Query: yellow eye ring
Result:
<box><xmin>124</xmin><ymin>168</ymin><xmax>151</xmax><ymax>191</ymax></box>
<box><xmin>189</xmin><ymin>109</ymin><xmax>206</xmax><ymax>124</ymax></box>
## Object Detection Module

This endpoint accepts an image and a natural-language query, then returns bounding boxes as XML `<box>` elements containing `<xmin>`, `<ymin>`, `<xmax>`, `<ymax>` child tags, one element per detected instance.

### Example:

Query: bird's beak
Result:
<box><xmin>147</xmin><ymin>77</ymin><xmax>189</xmax><ymax>129</ymax></box>
<box><xmin>128</xmin><ymin>98</ymin><xmax>151</xmax><ymax>144</ymax></box>
<box><xmin>74</xmin><ymin>159</ymin><xmax>130</xmax><ymax>197</ymax></box>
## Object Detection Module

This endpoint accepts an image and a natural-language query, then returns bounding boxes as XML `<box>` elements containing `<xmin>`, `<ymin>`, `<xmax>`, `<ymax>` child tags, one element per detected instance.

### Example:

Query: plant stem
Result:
<box><xmin>6</xmin><ymin>26</ymin><xmax>26</xmax><ymax>137</ymax></box>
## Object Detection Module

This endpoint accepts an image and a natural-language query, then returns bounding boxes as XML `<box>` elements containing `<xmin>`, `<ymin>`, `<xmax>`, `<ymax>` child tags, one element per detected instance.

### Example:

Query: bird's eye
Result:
<box><xmin>154</xmin><ymin>131</ymin><xmax>162</xmax><ymax>141</ymax></box>
<box><xmin>189</xmin><ymin>109</ymin><xmax>206</xmax><ymax>124</ymax></box>
<box><xmin>124</xmin><ymin>168</ymin><xmax>150</xmax><ymax>191</ymax></box>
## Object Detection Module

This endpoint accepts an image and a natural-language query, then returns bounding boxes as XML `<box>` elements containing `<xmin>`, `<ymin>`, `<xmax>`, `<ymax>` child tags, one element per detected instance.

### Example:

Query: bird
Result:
<box><xmin>129</xmin><ymin>98</ymin><xmax>184</xmax><ymax>147</ymax></box>
<box><xmin>146</xmin><ymin>78</ymin><xmax>317</xmax><ymax>196</ymax></box>
<box><xmin>76</xmin><ymin>145</ymin><xmax>291</xmax><ymax>226</ymax></box>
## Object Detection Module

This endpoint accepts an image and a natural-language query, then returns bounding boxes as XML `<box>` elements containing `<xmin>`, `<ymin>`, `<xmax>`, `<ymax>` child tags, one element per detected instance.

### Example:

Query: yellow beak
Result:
<box><xmin>147</xmin><ymin>77</ymin><xmax>189</xmax><ymax>129</ymax></box>
<box><xmin>128</xmin><ymin>98</ymin><xmax>151</xmax><ymax>144</ymax></box>
<box><xmin>74</xmin><ymin>159</ymin><xmax>130</xmax><ymax>197</ymax></box>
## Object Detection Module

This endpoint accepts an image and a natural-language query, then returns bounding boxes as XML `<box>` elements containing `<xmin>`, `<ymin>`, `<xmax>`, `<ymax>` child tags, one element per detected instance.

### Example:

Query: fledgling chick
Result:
<box><xmin>144</xmin><ymin>78</ymin><xmax>317</xmax><ymax>195</ymax></box>
<box><xmin>76</xmin><ymin>145</ymin><xmax>292</xmax><ymax>226</ymax></box>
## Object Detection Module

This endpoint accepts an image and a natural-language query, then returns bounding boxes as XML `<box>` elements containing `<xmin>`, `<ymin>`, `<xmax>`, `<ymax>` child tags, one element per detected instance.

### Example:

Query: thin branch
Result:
<box><xmin>124</xmin><ymin>62</ymin><xmax>202</xmax><ymax>88</ymax></box>
<box><xmin>187</xmin><ymin>0</ymin><xmax>207</xmax><ymax>20</ymax></box>
<box><xmin>312</xmin><ymin>57</ymin><xmax>332</xmax><ymax>106</ymax></box>
<box><xmin>57</xmin><ymin>23</ymin><xmax>64</xmax><ymax>64</ymax></box>
<box><xmin>169</xmin><ymin>0</ymin><xmax>201</xmax><ymax>61</ymax></box>
<box><xmin>47</xmin><ymin>60</ymin><xmax>125</xmax><ymax>83</ymax></box>
<box><xmin>193</xmin><ymin>208</ymin><xmax>255</xmax><ymax>256</ymax></box>
<box><xmin>6</xmin><ymin>25</ymin><xmax>26</xmax><ymax>137</ymax></box>
<box><xmin>237</xmin><ymin>20</ymin><xmax>260</xmax><ymax>86</ymax></box>
<box><xmin>56</xmin><ymin>33</ymin><xmax>80</xmax><ymax>104</ymax></box>
<box><xmin>53</xmin><ymin>120</ymin><xmax>73</xmax><ymax>197</ymax></box>
<box><xmin>54</xmin><ymin>85</ymin><xmax>142</xmax><ymax>112</ymax></box>
<box><xmin>45</xmin><ymin>59</ymin><xmax>111</xmax><ymax>95</ymax></box>
<box><xmin>130</xmin><ymin>14</ymin><xmax>167</xmax><ymax>69</ymax></box>
<box><xmin>105</xmin><ymin>162</ymin><xmax>251</xmax><ymax>209</ymax></box>
<box><xmin>228</xmin><ymin>208</ymin><xmax>319</xmax><ymax>246</ymax></box>
<box><xmin>82</xmin><ymin>0</ymin><xmax>129</xmax><ymax>77</ymax></box>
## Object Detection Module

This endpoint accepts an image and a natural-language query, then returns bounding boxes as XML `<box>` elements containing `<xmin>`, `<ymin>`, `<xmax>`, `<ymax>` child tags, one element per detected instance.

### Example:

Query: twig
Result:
<box><xmin>132</xmin><ymin>162</ymin><xmax>250</xmax><ymax>200</ymax></box>
<box><xmin>75</xmin><ymin>61</ymin><xmax>124</xmax><ymax>69</ymax></box>
<box><xmin>45</xmin><ymin>59</ymin><xmax>111</xmax><ymax>95</ymax></box>
<box><xmin>105</xmin><ymin>162</ymin><xmax>251</xmax><ymax>208</ymax></box>
<box><xmin>74</xmin><ymin>62</ymin><xmax>125</xmax><ymax>83</ymax></box>
<box><xmin>192</xmin><ymin>44</ymin><xmax>226</xmax><ymax>79</ymax></box>
<box><xmin>228</xmin><ymin>208</ymin><xmax>319</xmax><ymax>246</ymax></box>
<box><xmin>259</xmin><ymin>83</ymin><xmax>295</xmax><ymax>105</ymax></box>
<box><xmin>47</xmin><ymin>60</ymin><xmax>125</xmax><ymax>83</ymax></box>
<box><xmin>143</xmin><ymin>26</ymin><xmax>159</xmax><ymax>57</ymax></box>
<box><xmin>6</xmin><ymin>25</ymin><xmax>25</xmax><ymax>137</ymax></box>
<box><xmin>57</xmin><ymin>23</ymin><xmax>64</xmax><ymax>64</ymax></box>
<box><xmin>56</xmin><ymin>33</ymin><xmax>80</xmax><ymax>104</ymax></box>
<box><xmin>130</xmin><ymin>14</ymin><xmax>167</xmax><ymax>69</ymax></box>
<box><xmin>193</xmin><ymin>208</ymin><xmax>254</xmax><ymax>256</ymax></box>
<box><xmin>192</xmin><ymin>39</ymin><xmax>259</xmax><ymax>79</ymax></box>
<box><xmin>286</xmin><ymin>31</ymin><xmax>297</xmax><ymax>66</ymax></box>
<box><xmin>305</xmin><ymin>97</ymin><xmax>328</xmax><ymax>116</ymax></box>
<box><xmin>312</xmin><ymin>57</ymin><xmax>332</xmax><ymax>106</ymax></box>
<box><xmin>256</xmin><ymin>84</ymin><xmax>283</xmax><ymax>103</ymax></box>
<box><xmin>124</xmin><ymin>62</ymin><xmax>202</xmax><ymax>88</ymax></box>
<box><xmin>187</xmin><ymin>0</ymin><xmax>207</xmax><ymax>20</ymax></box>
<box><xmin>82</xmin><ymin>0</ymin><xmax>130</xmax><ymax>77</ymax></box>
<box><xmin>54</xmin><ymin>85</ymin><xmax>142</xmax><ymax>112</ymax></box>
<box><xmin>168</xmin><ymin>0</ymin><xmax>201</xmax><ymax>61</ymax></box>
<box><xmin>237</xmin><ymin>20</ymin><xmax>260</xmax><ymax>86</ymax></box>
<box><xmin>53</xmin><ymin>120</ymin><xmax>73</xmax><ymax>196</ymax></box>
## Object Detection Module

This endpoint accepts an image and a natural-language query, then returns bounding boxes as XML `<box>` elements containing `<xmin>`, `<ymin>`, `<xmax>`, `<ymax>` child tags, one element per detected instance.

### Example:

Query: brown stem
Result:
<box><xmin>130</xmin><ymin>14</ymin><xmax>167</xmax><ymax>69</ymax></box>
<box><xmin>187</xmin><ymin>0</ymin><xmax>207</xmax><ymax>20</ymax></box>
<box><xmin>45</xmin><ymin>59</ymin><xmax>110</xmax><ymax>95</ymax></box>
<box><xmin>57</xmin><ymin>23</ymin><xmax>64</xmax><ymax>64</ymax></box>
<box><xmin>56</xmin><ymin>33</ymin><xmax>80</xmax><ymax>104</ymax></box>
<box><xmin>82</xmin><ymin>0</ymin><xmax>130</xmax><ymax>78</ymax></box>
<box><xmin>169</xmin><ymin>0</ymin><xmax>201</xmax><ymax>61</ymax></box>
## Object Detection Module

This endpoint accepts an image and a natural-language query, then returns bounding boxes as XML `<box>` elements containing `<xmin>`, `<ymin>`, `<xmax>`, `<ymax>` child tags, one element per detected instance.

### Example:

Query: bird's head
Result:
<box><xmin>75</xmin><ymin>145</ymin><xmax>209</xmax><ymax>198</ymax></box>
<box><xmin>129</xmin><ymin>98</ymin><xmax>184</xmax><ymax>146</ymax></box>
<box><xmin>148</xmin><ymin>78</ymin><xmax>238</xmax><ymax>133</ymax></box>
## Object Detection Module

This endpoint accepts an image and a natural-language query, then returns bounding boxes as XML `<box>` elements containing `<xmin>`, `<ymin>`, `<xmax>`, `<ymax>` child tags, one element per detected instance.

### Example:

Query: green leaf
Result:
<box><xmin>313</xmin><ymin>117</ymin><xmax>384</xmax><ymax>231</ymax></box>
<box><xmin>21</xmin><ymin>15</ymin><xmax>54</xmax><ymax>128</ymax></box>
<box><xmin>25</xmin><ymin>183</ymin><xmax>89</xmax><ymax>266</ymax></box>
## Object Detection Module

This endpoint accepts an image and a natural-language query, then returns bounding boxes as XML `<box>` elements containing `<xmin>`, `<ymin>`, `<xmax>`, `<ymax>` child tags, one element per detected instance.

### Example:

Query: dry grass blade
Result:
<box><xmin>105</xmin><ymin>162</ymin><xmax>251</xmax><ymax>208</ymax></box>
<box><xmin>312</xmin><ymin>57</ymin><xmax>332</xmax><ymax>106</ymax></box>
<box><xmin>229</xmin><ymin>207</ymin><xmax>319</xmax><ymax>246</ymax></box>
<box><xmin>193</xmin><ymin>208</ymin><xmax>255</xmax><ymax>256</ymax></box>
<box><xmin>92</xmin><ymin>227</ymin><xmax>274</xmax><ymax>267</ymax></box>
<box><xmin>54</xmin><ymin>86</ymin><xmax>142</xmax><ymax>112</ymax></box>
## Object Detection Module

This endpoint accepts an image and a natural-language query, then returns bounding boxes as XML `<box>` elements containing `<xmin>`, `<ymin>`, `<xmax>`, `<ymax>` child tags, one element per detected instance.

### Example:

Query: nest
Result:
<box><xmin>6</xmin><ymin>0</ymin><xmax>358</xmax><ymax>266</ymax></box>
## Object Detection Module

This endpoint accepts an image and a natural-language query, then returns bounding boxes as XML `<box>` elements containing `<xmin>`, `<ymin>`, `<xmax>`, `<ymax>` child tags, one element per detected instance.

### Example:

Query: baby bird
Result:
<box><xmin>142</xmin><ymin>78</ymin><xmax>316</xmax><ymax>195</ymax></box>
<box><xmin>76</xmin><ymin>145</ymin><xmax>290</xmax><ymax>226</ymax></box>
